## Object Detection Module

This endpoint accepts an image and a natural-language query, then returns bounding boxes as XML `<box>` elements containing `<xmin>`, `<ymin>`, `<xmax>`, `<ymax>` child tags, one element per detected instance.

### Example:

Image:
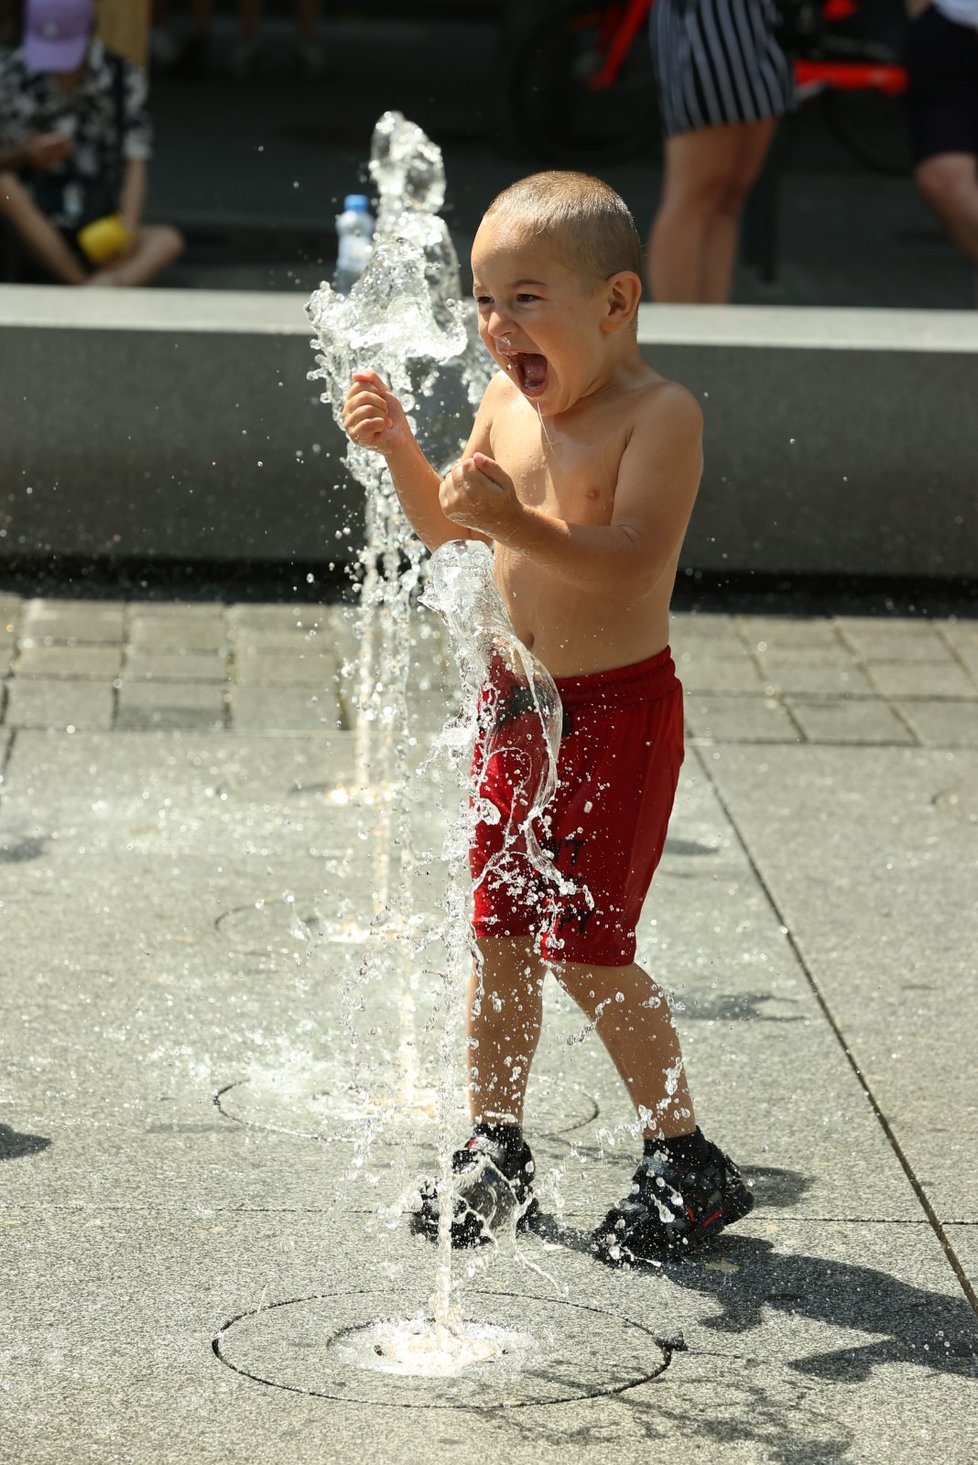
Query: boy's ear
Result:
<box><xmin>601</xmin><ymin>271</ymin><xmax>643</xmax><ymax>333</ymax></box>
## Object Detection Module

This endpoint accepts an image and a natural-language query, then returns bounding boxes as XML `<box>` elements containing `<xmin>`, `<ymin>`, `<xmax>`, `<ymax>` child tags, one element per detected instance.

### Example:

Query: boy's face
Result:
<box><xmin>471</xmin><ymin>218</ymin><xmax>617</xmax><ymax>416</ymax></box>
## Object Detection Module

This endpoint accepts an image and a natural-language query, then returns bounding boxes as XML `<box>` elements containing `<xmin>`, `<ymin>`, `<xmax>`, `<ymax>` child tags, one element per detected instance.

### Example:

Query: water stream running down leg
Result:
<box><xmin>410</xmin><ymin>541</ymin><xmax>571</xmax><ymax>1341</ymax></box>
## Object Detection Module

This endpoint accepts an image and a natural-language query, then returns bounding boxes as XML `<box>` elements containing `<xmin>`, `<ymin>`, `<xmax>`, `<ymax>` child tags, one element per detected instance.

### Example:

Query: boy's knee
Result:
<box><xmin>551</xmin><ymin>961</ymin><xmax>606</xmax><ymax>1020</ymax></box>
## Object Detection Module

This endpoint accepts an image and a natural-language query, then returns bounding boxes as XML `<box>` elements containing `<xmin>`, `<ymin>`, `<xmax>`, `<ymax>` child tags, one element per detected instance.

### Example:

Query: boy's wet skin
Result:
<box><xmin>342</xmin><ymin>171</ymin><xmax>752</xmax><ymax>1261</ymax></box>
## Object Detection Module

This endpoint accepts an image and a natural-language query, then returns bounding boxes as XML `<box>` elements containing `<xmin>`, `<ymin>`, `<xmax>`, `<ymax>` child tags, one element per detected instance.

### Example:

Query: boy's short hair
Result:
<box><xmin>483</xmin><ymin>171</ymin><xmax>644</xmax><ymax>283</ymax></box>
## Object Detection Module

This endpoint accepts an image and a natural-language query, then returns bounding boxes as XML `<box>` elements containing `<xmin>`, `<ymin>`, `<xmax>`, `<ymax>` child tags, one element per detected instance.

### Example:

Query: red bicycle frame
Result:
<box><xmin>583</xmin><ymin>0</ymin><xmax>907</xmax><ymax>98</ymax></box>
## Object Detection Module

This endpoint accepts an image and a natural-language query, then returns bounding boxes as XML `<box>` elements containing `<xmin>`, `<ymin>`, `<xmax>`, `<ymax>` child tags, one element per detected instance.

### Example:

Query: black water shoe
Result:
<box><xmin>593</xmin><ymin>1129</ymin><xmax>753</xmax><ymax>1266</ymax></box>
<box><xmin>415</xmin><ymin>1124</ymin><xmax>538</xmax><ymax>1248</ymax></box>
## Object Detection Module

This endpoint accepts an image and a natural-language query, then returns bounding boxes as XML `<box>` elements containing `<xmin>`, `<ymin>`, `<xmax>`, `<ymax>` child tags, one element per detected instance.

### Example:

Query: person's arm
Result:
<box><xmin>118</xmin><ymin>156</ymin><xmax>146</xmax><ymax>234</ymax></box>
<box><xmin>118</xmin><ymin>56</ymin><xmax>152</xmax><ymax>231</ymax></box>
<box><xmin>438</xmin><ymin>381</ymin><xmax>703</xmax><ymax>600</ymax></box>
<box><xmin>0</xmin><ymin>133</ymin><xmax>73</xmax><ymax>173</ymax></box>
<box><xmin>343</xmin><ymin>368</ymin><xmax>496</xmax><ymax>551</ymax></box>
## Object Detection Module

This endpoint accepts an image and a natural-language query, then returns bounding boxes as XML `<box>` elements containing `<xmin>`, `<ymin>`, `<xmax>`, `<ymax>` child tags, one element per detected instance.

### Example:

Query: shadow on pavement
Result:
<box><xmin>0</xmin><ymin>1124</ymin><xmax>52</xmax><ymax>1160</ymax></box>
<box><xmin>669</xmin><ymin>1233</ymin><xmax>978</xmax><ymax>1381</ymax></box>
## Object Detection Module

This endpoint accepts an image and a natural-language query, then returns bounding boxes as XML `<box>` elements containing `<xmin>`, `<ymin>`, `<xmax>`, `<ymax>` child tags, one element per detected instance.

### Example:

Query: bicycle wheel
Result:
<box><xmin>821</xmin><ymin>88</ymin><xmax>912</xmax><ymax>176</ymax></box>
<box><xmin>507</xmin><ymin>0</ymin><xmax>660</xmax><ymax>165</ymax></box>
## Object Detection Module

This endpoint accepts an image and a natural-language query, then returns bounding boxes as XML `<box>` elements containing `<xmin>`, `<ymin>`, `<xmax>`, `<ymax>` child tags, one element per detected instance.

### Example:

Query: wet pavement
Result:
<box><xmin>1</xmin><ymin>588</ymin><xmax>977</xmax><ymax>1462</ymax></box>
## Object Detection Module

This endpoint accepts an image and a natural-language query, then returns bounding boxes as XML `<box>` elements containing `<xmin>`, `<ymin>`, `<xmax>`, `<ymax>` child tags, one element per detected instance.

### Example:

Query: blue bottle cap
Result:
<box><xmin>344</xmin><ymin>194</ymin><xmax>371</xmax><ymax>211</ymax></box>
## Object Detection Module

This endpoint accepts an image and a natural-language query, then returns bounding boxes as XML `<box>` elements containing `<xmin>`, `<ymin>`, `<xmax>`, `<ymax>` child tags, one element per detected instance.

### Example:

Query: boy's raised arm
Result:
<box><xmin>343</xmin><ymin>369</ymin><xmax>493</xmax><ymax>553</ymax></box>
<box><xmin>440</xmin><ymin>381</ymin><xmax>703</xmax><ymax>597</ymax></box>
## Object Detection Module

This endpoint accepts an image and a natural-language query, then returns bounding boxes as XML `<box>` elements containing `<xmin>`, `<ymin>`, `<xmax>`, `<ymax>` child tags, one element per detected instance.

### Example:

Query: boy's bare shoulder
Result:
<box><xmin>633</xmin><ymin>373</ymin><xmax>703</xmax><ymax>440</ymax></box>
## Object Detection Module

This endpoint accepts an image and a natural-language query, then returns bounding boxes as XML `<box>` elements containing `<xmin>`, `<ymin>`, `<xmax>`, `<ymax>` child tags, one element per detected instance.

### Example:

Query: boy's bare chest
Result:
<box><xmin>492</xmin><ymin>407</ymin><xmax>623</xmax><ymax>525</ymax></box>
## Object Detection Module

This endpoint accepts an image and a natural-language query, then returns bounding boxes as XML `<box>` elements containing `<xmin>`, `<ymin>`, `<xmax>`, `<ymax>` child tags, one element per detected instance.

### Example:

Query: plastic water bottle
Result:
<box><xmin>333</xmin><ymin>193</ymin><xmax>375</xmax><ymax>295</ymax></box>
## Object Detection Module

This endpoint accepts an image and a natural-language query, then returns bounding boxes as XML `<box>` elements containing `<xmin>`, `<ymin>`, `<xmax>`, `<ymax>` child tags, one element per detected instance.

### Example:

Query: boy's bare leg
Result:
<box><xmin>468</xmin><ymin>936</ymin><xmax>546</xmax><ymax>1126</ymax></box>
<box><xmin>0</xmin><ymin>173</ymin><xmax>87</xmax><ymax>283</ymax></box>
<box><xmin>85</xmin><ymin>225</ymin><xmax>184</xmax><ymax>286</ymax></box>
<box><xmin>554</xmin><ymin>959</ymin><xmax>695</xmax><ymax>1139</ymax></box>
<box><xmin>467</xmin><ymin>938</ymin><xmax>694</xmax><ymax>1140</ymax></box>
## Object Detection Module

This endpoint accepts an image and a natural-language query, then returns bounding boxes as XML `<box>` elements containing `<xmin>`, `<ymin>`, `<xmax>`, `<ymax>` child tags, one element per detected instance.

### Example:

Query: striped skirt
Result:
<box><xmin>650</xmin><ymin>0</ymin><xmax>795</xmax><ymax>137</ymax></box>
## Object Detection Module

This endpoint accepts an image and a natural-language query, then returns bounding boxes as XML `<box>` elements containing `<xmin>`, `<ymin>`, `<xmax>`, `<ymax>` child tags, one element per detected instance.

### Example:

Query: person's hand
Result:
<box><xmin>24</xmin><ymin>133</ymin><xmax>73</xmax><ymax>170</ymax></box>
<box><xmin>342</xmin><ymin>370</ymin><xmax>410</xmax><ymax>457</ymax></box>
<box><xmin>438</xmin><ymin>452</ymin><xmax>522</xmax><ymax>539</ymax></box>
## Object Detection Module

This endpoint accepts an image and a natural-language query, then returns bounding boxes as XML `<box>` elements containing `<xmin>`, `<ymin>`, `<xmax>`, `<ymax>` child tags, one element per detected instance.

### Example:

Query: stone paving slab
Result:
<box><xmin>20</xmin><ymin>600</ymin><xmax>127</xmax><ymax>642</ymax></box>
<box><xmin>117</xmin><ymin>681</ymin><xmax>228</xmax><ymax>731</ymax></box>
<box><xmin>16</xmin><ymin>644</ymin><xmax>123</xmax><ymax>678</ymax></box>
<box><xmin>128</xmin><ymin>617</ymin><xmax>230</xmax><ymax>653</ymax></box>
<box><xmin>122</xmin><ymin>650</ymin><xmax>231</xmax><ymax>682</ymax></box>
<box><xmin>4</xmin><ymin>678</ymin><xmax>115</xmax><ymax>730</ymax></box>
<box><xmin>684</xmin><ymin>692</ymin><xmax>800</xmax><ymax>744</ymax></box>
<box><xmin>226</xmin><ymin>685</ymin><xmax>346</xmax><ymax>732</ymax></box>
<box><xmin>233</xmin><ymin>649</ymin><xmax>342</xmax><ymax>686</ymax></box>
<box><xmin>868</xmin><ymin>662</ymin><xmax>977</xmax><ymax>699</ymax></box>
<box><xmin>785</xmin><ymin>696</ymin><xmax>915</xmax><ymax>745</ymax></box>
<box><xmin>895</xmin><ymin>700</ymin><xmax>978</xmax><ymax>749</ymax></box>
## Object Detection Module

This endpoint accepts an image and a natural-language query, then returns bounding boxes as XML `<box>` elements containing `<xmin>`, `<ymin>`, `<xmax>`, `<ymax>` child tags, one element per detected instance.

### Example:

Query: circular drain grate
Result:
<box><xmin>215</xmin><ymin>1069</ymin><xmax>599</xmax><ymax>1140</ymax></box>
<box><xmin>214</xmin><ymin>1289</ymin><xmax>681</xmax><ymax>1408</ymax></box>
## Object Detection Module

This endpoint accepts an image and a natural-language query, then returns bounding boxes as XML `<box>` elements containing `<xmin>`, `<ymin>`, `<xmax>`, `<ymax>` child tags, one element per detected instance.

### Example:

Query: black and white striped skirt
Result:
<box><xmin>650</xmin><ymin>0</ymin><xmax>795</xmax><ymax>137</ymax></box>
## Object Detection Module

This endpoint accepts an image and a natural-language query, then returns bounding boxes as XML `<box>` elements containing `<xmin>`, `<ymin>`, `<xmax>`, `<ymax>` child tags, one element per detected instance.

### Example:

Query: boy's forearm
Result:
<box><xmin>386</xmin><ymin>437</ymin><xmax>478</xmax><ymax>552</ymax></box>
<box><xmin>498</xmin><ymin>506</ymin><xmax>666</xmax><ymax>598</ymax></box>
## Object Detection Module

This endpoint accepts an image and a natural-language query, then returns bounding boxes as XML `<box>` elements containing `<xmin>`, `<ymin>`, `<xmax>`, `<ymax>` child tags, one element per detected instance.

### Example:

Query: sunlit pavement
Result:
<box><xmin>1</xmin><ymin>592</ymin><xmax>977</xmax><ymax>1462</ymax></box>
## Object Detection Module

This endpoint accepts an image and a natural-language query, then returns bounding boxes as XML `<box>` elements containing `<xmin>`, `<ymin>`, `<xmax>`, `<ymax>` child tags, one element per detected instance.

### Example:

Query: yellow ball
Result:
<box><xmin>77</xmin><ymin>214</ymin><xmax>132</xmax><ymax>265</ymax></box>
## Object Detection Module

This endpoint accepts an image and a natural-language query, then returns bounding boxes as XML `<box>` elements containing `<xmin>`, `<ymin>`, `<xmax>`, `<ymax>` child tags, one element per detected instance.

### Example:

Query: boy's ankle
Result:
<box><xmin>473</xmin><ymin>1120</ymin><xmax>524</xmax><ymax>1150</ymax></box>
<box><xmin>643</xmin><ymin>1127</ymin><xmax>708</xmax><ymax>1164</ymax></box>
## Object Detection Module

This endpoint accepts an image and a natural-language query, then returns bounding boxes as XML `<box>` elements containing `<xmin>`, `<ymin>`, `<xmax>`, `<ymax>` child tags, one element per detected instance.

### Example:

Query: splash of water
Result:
<box><xmin>421</xmin><ymin>539</ymin><xmax>567</xmax><ymax>893</ymax></box>
<box><xmin>306</xmin><ymin>111</ymin><xmax>489</xmax><ymax>919</ymax></box>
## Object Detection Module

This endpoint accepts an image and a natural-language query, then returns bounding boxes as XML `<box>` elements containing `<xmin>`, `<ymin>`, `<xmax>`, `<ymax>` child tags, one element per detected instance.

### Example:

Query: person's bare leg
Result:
<box><xmin>238</xmin><ymin>0</ymin><xmax>261</xmax><ymax>43</ymax></box>
<box><xmin>554</xmin><ymin>959</ymin><xmax>694</xmax><ymax>1138</ymax></box>
<box><xmin>648</xmin><ymin>125</ymin><xmax>743</xmax><ymax>302</ymax></box>
<box><xmin>467</xmin><ymin>936</ymin><xmax>546</xmax><ymax>1126</ymax></box>
<box><xmin>85</xmin><ymin>224</ymin><xmax>184</xmax><ymax>286</ymax></box>
<box><xmin>190</xmin><ymin>0</ymin><xmax>213</xmax><ymax>35</ymax></box>
<box><xmin>700</xmin><ymin>117</ymin><xmax>779</xmax><ymax>304</ymax></box>
<box><xmin>915</xmin><ymin>153</ymin><xmax>978</xmax><ymax>269</ymax></box>
<box><xmin>0</xmin><ymin>173</ymin><xmax>87</xmax><ymax>283</ymax></box>
<box><xmin>296</xmin><ymin>0</ymin><xmax>320</xmax><ymax>44</ymax></box>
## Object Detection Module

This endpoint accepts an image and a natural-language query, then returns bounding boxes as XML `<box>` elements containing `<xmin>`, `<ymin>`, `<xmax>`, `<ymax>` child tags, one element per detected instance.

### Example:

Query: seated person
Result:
<box><xmin>0</xmin><ymin>0</ymin><xmax>183</xmax><ymax>285</ymax></box>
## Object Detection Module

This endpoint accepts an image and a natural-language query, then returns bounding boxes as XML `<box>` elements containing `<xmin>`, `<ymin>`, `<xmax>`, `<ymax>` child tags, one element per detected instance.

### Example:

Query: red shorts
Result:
<box><xmin>470</xmin><ymin>647</ymin><xmax>684</xmax><ymax>966</ymax></box>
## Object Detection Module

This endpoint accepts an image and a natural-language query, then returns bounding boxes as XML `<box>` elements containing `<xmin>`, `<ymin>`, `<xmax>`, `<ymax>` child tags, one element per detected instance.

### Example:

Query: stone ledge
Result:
<box><xmin>2</xmin><ymin>286</ymin><xmax>976</xmax><ymax>578</ymax></box>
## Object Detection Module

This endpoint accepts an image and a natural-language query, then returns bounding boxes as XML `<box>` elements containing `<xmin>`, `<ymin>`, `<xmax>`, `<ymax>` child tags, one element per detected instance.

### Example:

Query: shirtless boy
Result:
<box><xmin>342</xmin><ymin>171</ymin><xmax>752</xmax><ymax>1264</ymax></box>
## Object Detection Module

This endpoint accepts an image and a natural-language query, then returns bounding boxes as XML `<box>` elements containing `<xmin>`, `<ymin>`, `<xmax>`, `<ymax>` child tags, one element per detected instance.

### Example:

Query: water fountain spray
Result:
<box><xmin>305</xmin><ymin>114</ymin><xmax>491</xmax><ymax>1155</ymax></box>
<box><xmin>305</xmin><ymin>122</ymin><xmax>572</xmax><ymax>1368</ymax></box>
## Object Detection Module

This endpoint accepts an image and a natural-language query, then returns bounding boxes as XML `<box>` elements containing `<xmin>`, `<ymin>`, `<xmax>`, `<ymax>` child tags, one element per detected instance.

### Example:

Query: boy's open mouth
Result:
<box><xmin>508</xmin><ymin>351</ymin><xmax>548</xmax><ymax>399</ymax></box>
